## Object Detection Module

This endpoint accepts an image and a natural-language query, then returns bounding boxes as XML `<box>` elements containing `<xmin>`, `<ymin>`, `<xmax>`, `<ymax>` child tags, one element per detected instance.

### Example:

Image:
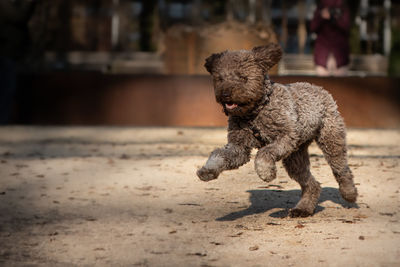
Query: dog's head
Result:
<box><xmin>204</xmin><ymin>44</ymin><xmax>282</xmax><ymax>116</ymax></box>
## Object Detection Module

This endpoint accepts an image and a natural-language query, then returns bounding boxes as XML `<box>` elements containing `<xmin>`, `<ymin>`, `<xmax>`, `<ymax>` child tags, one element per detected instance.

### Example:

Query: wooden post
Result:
<box><xmin>248</xmin><ymin>0</ymin><xmax>256</xmax><ymax>24</ymax></box>
<box><xmin>261</xmin><ymin>0</ymin><xmax>272</xmax><ymax>26</ymax></box>
<box><xmin>227</xmin><ymin>0</ymin><xmax>235</xmax><ymax>21</ymax></box>
<box><xmin>191</xmin><ymin>0</ymin><xmax>202</xmax><ymax>26</ymax></box>
<box><xmin>297</xmin><ymin>0</ymin><xmax>306</xmax><ymax>54</ymax></box>
<box><xmin>383</xmin><ymin>0</ymin><xmax>391</xmax><ymax>55</ymax></box>
<box><xmin>281</xmin><ymin>2</ymin><xmax>288</xmax><ymax>51</ymax></box>
<box><xmin>111</xmin><ymin>0</ymin><xmax>119</xmax><ymax>50</ymax></box>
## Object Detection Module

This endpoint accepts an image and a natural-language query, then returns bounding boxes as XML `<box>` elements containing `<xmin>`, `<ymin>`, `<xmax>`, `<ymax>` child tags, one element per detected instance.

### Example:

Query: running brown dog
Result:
<box><xmin>197</xmin><ymin>44</ymin><xmax>357</xmax><ymax>217</ymax></box>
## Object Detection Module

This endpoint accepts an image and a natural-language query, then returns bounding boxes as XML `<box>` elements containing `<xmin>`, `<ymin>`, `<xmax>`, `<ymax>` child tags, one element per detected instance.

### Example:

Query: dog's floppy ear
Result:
<box><xmin>252</xmin><ymin>43</ymin><xmax>282</xmax><ymax>72</ymax></box>
<box><xmin>204</xmin><ymin>51</ymin><xmax>225</xmax><ymax>74</ymax></box>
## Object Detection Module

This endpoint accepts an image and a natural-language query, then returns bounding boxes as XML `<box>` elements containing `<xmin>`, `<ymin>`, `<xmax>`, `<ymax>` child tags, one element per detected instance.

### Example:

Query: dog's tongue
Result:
<box><xmin>225</xmin><ymin>103</ymin><xmax>238</xmax><ymax>110</ymax></box>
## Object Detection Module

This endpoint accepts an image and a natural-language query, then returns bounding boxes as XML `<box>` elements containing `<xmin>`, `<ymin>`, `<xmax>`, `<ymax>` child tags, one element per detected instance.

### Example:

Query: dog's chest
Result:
<box><xmin>247</xmin><ymin>119</ymin><xmax>274</xmax><ymax>147</ymax></box>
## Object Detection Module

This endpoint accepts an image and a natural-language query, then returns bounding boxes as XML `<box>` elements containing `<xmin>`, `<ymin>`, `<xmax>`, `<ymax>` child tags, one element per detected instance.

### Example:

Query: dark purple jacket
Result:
<box><xmin>310</xmin><ymin>0</ymin><xmax>350</xmax><ymax>68</ymax></box>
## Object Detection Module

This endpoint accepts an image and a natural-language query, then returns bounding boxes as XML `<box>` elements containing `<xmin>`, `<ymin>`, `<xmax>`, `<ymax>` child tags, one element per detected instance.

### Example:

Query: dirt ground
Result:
<box><xmin>0</xmin><ymin>127</ymin><xmax>399</xmax><ymax>266</ymax></box>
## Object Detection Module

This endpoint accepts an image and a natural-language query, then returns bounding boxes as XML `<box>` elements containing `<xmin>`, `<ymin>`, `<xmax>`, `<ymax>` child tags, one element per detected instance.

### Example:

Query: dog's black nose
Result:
<box><xmin>222</xmin><ymin>91</ymin><xmax>231</xmax><ymax>98</ymax></box>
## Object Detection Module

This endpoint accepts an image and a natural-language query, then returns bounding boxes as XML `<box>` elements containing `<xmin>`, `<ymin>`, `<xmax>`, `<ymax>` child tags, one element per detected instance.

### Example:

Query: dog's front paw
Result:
<box><xmin>197</xmin><ymin>167</ymin><xmax>219</xmax><ymax>182</ymax></box>
<box><xmin>255</xmin><ymin>157</ymin><xmax>276</xmax><ymax>183</ymax></box>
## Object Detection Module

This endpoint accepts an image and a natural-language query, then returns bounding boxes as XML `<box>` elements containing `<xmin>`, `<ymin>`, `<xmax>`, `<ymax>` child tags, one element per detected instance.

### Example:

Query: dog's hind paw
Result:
<box><xmin>339</xmin><ymin>182</ymin><xmax>358</xmax><ymax>203</ymax></box>
<box><xmin>289</xmin><ymin>207</ymin><xmax>314</xmax><ymax>218</ymax></box>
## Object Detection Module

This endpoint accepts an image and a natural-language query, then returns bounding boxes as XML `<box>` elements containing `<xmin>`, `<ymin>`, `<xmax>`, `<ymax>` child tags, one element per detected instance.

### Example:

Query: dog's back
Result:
<box><xmin>271</xmin><ymin>82</ymin><xmax>340</xmax><ymax>142</ymax></box>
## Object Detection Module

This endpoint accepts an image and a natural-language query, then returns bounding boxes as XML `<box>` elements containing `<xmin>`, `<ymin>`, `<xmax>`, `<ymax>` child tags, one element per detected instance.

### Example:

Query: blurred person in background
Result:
<box><xmin>311</xmin><ymin>0</ymin><xmax>350</xmax><ymax>76</ymax></box>
<box><xmin>0</xmin><ymin>0</ymin><xmax>36</xmax><ymax>124</ymax></box>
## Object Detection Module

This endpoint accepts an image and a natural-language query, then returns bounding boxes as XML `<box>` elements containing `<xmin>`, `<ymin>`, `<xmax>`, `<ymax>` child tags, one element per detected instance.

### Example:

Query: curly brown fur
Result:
<box><xmin>197</xmin><ymin>43</ymin><xmax>357</xmax><ymax>217</ymax></box>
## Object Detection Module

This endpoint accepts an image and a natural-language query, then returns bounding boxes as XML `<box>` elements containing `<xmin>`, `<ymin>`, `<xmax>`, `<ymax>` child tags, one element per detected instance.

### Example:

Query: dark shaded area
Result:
<box><xmin>0</xmin><ymin>0</ymin><xmax>36</xmax><ymax>124</ymax></box>
<box><xmin>217</xmin><ymin>187</ymin><xmax>358</xmax><ymax>221</ymax></box>
<box><xmin>139</xmin><ymin>0</ymin><xmax>157</xmax><ymax>51</ymax></box>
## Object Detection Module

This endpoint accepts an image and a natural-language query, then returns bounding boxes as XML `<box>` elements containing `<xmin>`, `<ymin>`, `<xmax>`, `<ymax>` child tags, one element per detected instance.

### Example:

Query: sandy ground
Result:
<box><xmin>0</xmin><ymin>126</ymin><xmax>399</xmax><ymax>266</ymax></box>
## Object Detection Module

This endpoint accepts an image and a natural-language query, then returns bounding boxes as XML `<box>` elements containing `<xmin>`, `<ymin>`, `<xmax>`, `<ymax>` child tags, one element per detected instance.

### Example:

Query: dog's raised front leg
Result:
<box><xmin>255</xmin><ymin>135</ymin><xmax>296</xmax><ymax>182</ymax></box>
<box><xmin>197</xmin><ymin>143</ymin><xmax>251</xmax><ymax>181</ymax></box>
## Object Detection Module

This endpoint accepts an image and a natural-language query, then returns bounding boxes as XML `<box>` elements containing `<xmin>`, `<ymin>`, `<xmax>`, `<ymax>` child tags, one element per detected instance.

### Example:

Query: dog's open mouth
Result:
<box><xmin>225</xmin><ymin>103</ymin><xmax>238</xmax><ymax>110</ymax></box>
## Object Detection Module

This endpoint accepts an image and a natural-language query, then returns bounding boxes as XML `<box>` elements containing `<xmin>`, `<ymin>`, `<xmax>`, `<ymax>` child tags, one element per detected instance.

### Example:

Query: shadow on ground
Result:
<box><xmin>217</xmin><ymin>187</ymin><xmax>358</xmax><ymax>221</ymax></box>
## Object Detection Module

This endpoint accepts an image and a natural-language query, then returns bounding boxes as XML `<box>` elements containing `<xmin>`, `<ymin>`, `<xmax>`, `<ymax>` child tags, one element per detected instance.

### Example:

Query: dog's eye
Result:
<box><xmin>234</xmin><ymin>71</ymin><xmax>247</xmax><ymax>82</ymax></box>
<box><xmin>239</xmin><ymin>76</ymin><xmax>248</xmax><ymax>83</ymax></box>
<box><xmin>214</xmin><ymin>76</ymin><xmax>223</xmax><ymax>82</ymax></box>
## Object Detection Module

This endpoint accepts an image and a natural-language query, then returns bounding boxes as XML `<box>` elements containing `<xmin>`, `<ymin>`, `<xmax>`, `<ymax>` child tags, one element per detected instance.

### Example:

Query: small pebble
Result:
<box><xmin>249</xmin><ymin>245</ymin><xmax>259</xmax><ymax>251</ymax></box>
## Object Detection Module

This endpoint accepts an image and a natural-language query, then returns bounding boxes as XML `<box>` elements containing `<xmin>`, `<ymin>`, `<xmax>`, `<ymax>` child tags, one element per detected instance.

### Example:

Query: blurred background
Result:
<box><xmin>1</xmin><ymin>0</ymin><xmax>399</xmax><ymax>127</ymax></box>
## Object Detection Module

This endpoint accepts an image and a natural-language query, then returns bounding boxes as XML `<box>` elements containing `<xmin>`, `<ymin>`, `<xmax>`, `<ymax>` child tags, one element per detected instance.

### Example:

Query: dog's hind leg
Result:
<box><xmin>283</xmin><ymin>142</ymin><xmax>321</xmax><ymax>217</ymax></box>
<box><xmin>315</xmin><ymin>115</ymin><xmax>357</xmax><ymax>203</ymax></box>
